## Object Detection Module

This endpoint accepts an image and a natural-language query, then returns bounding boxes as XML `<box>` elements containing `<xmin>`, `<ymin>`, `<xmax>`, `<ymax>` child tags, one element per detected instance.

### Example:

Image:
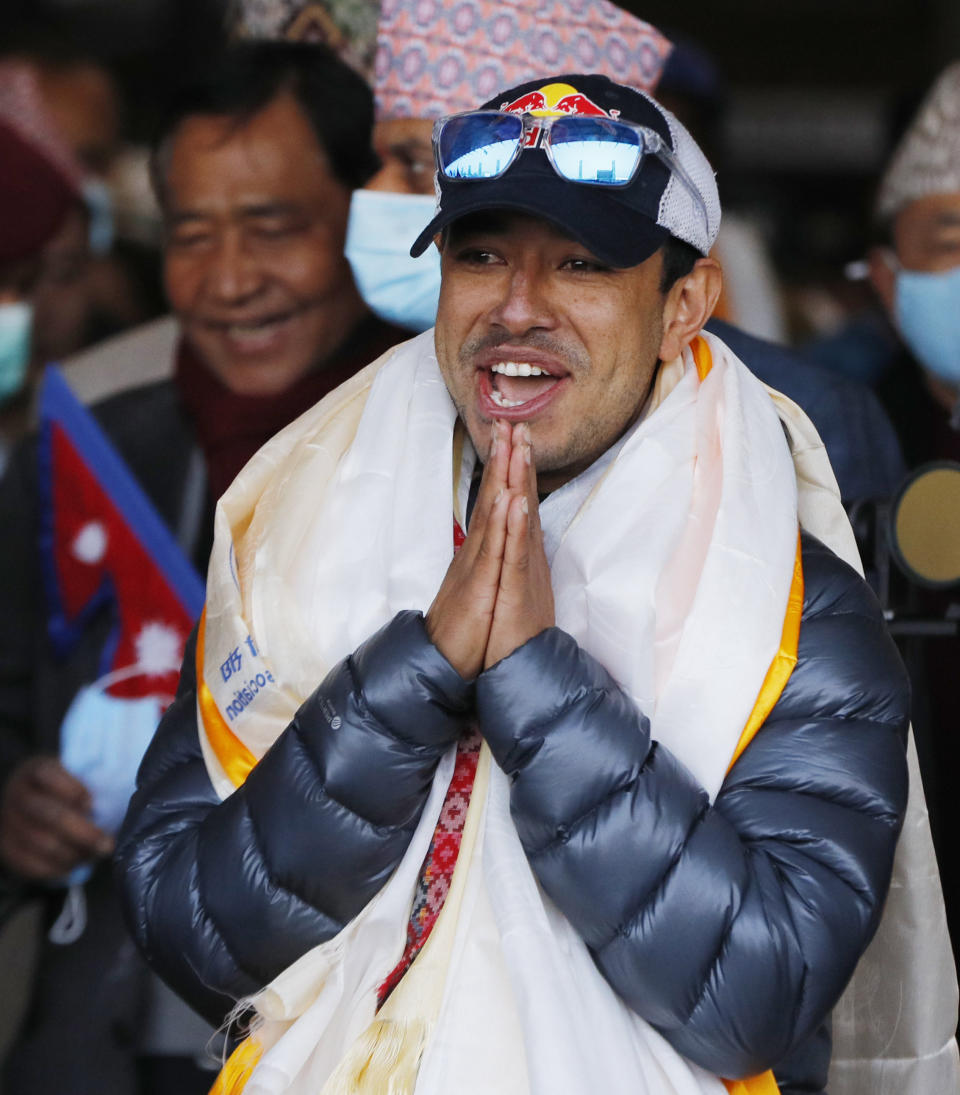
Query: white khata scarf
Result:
<box><xmin>196</xmin><ymin>329</ymin><xmax>958</xmax><ymax>1095</ymax></box>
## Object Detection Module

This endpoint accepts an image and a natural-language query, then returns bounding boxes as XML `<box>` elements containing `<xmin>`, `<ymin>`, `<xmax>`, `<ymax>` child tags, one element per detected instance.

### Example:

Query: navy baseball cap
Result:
<box><xmin>410</xmin><ymin>73</ymin><xmax>720</xmax><ymax>268</ymax></box>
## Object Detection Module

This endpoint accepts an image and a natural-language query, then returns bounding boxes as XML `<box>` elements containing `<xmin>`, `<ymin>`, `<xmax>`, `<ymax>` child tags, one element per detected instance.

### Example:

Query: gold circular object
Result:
<box><xmin>891</xmin><ymin>462</ymin><xmax>960</xmax><ymax>587</ymax></box>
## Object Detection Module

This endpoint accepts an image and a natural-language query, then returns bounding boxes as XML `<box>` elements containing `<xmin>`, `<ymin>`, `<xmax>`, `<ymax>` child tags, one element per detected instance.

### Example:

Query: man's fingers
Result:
<box><xmin>424</xmin><ymin>454</ymin><xmax>512</xmax><ymax>679</ymax></box>
<box><xmin>484</xmin><ymin>466</ymin><xmax>555</xmax><ymax>670</ymax></box>
<box><xmin>0</xmin><ymin>830</ymin><xmax>70</xmax><ymax>880</ymax></box>
<box><xmin>0</xmin><ymin>810</ymin><xmax>103</xmax><ymax>878</ymax></box>
<box><xmin>5</xmin><ymin>822</ymin><xmax>86</xmax><ymax>875</ymax></box>
<box><xmin>501</xmin><ymin>492</ymin><xmax>531</xmax><ymax>583</ymax></box>
<box><xmin>506</xmin><ymin>422</ymin><xmax>530</xmax><ymax>495</ymax></box>
<box><xmin>474</xmin><ymin>483</ymin><xmax>511</xmax><ymax>581</ymax></box>
<box><xmin>466</xmin><ymin>419</ymin><xmax>511</xmax><ymax>542</ymax></box>
<box><xmin>33</xmin><ymin>796</ymin><xmax>111</xmax><ymax>855</ymax></box>
<box><xmin>16</xmin><ymin>790</ymin><xmax>112</xmax><ymax>855</ymax></box>
<box><xmin>506</xmin><ymin>422</ymin><xmax>544</xmax><ymax>540</ymax></box>
<box><xmin>4</xmin><ymin>762</ymin><xmax>112</xmax><ymax>855</ymax></box>
<box><xmin>27</xmin><ymin>757</ymin><xmax>91</xmax><ymax>810</ymax></box>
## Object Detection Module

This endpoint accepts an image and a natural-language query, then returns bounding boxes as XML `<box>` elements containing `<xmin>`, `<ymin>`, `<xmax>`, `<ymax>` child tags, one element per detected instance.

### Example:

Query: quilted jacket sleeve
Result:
<box><xmin>476</xmin><ymin>532</ymin><xmax>910</xmax><ymax>1084</ymax></box>
<box><xmin>115</xmin><ymin>610</ymin><xmax>470</xmax><ymax>1023</ymax></box>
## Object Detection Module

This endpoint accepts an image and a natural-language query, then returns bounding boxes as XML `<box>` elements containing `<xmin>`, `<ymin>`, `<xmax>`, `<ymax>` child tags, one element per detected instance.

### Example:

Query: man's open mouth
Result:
<box><xmin>478</xmin><ymin>358</ymin><xmax>568</xmax><ymax>418</ymax></box>
<box><xmin>488</xmin><ymin>361</ymin><xmax>559</xmax><ymax>407</ymax></box>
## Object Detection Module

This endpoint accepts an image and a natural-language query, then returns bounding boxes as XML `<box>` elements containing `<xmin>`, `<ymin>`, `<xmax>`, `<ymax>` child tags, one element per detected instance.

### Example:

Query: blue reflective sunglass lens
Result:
<box><xmin>549</xmin><ymin>117</ymin><xmax>643</xmax><ymax>184</ymax></box>
<box><xmin>439</xmin><ymin>113</ymin><xmax>523</xmax><ymax>179</ymax></box>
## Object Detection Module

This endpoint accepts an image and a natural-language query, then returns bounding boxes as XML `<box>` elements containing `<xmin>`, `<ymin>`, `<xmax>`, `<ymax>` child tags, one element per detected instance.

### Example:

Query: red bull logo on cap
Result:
<box><xmin>500</xmin><ymin>82</ymin><xmax>614</xmax><ymax>147</ymax></box>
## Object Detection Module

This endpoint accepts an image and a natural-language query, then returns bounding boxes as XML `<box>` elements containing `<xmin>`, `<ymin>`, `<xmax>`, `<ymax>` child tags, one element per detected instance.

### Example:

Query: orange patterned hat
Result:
<box><xmin>374</xmin><ymin>0</ymin><xmax>672</xmax><ymax>120</ymax></box>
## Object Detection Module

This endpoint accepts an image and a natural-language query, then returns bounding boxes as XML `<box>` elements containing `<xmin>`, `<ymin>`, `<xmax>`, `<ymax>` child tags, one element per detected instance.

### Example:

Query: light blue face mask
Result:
<box><xmin>345</xmin><ymin>189</ymin><xmax>441</xmax><ymax>333</ymax></box>
<box><xmin>58</xmin><ymin>672</ymin><xmax>167</xmax><ymax>891</ymax></box>
<box><xmin>47</xmin><ymin>666</ymin><xmax>172</xmax><ymax>943</ymax></box>
<box><xmin>82</xmin><ymin>177</ymin><xmax>115</xmax><ymax>256</ymax></box>
<box><xmin>895</xmin><ymin>263</ymin><xmax>960</xmax><ymax>389</ymax></box>
<box><xmin>0</xmin><ymin>301</ymin><xmax>32</xmax><ymax>405</ymax></box>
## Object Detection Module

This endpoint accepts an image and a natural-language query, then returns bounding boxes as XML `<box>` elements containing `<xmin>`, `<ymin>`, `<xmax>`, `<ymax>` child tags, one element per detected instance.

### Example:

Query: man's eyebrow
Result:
<box><xmin>238</xmin><ymin>201</ymin><xmax>305</xmax><ymax>219</ymax></box>
<box><xmin>167</xmin><ymin>210</ymin><xmax>210</xmax><ymax>227</ymax></box>
<box><xmin>167</xmin><ymin>202</ymin><xmax>306</xmax><ymax>225</ymax></box>
<box><xmin>933</xmin><ymin>210</ymin><xmax>960</xmax><ymax>229</ymax></box>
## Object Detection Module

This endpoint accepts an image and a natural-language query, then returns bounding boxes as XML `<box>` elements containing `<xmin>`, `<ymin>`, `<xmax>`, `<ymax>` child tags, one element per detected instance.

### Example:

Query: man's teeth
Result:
<box><xmin>490</xmin><ymin>389</ymin><xmax>527</xmax><ymax>408</ymax></box>
<box><xmin>491</xmin><ymin>361</ymin><xmax>547</xmax><ymax>377</ymax></box>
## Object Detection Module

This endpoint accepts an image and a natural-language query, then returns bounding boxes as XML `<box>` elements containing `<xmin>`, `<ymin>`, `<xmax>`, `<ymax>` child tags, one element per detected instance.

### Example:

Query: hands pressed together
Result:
<box><xmin>426</xmin><ymin>420</ymin><xmax>555</xmax><ymax>679</ymax></box>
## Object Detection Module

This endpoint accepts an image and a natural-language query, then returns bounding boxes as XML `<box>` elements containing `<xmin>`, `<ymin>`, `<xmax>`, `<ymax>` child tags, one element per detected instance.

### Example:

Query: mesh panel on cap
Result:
<box><xmin>658</xmin><ymin>108</ymin><xmax>720</xmax><ymax>255</ymax></box>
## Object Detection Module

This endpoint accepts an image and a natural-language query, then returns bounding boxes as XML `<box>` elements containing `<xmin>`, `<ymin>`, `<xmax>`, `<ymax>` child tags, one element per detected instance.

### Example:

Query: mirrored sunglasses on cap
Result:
<box><xmin>433</xmin><ymin>110</ymin><xmax>708</xmax><ymax>227</ymax></box>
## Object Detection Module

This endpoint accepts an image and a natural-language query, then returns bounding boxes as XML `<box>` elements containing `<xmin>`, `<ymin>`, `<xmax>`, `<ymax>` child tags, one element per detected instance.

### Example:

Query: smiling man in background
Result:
<box><xmin>116</xmin><ymin>73</ymin><xmax>929</xmax><ymax>1095</ymax></box>
<box><xmin>0</xmin><ymin>39</ymin><xmax>400</xmax><ymax>1095</ymax></box>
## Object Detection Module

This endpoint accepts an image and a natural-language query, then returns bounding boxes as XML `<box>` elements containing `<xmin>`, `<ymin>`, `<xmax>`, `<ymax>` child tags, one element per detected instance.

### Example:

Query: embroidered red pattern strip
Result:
<box><xmin>376</xmin><ymin>517</ymin><xmax>478</xmax><ymax>1008</ymax></box>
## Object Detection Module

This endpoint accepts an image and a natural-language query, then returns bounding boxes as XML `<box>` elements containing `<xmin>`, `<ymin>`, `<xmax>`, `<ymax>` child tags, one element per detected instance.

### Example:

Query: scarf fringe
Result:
<box><xmin>321</xmin><ymin>1018</ymin><xmax>431</xmax><ymax>1095</ymax></box>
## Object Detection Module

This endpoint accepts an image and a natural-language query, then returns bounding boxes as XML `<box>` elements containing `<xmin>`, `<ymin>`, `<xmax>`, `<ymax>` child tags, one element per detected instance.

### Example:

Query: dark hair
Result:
<box><xmin>150</xmin><ymin>40</ymin><xmax>378</xmax><ymax>202</ymax></box>
<box><xmin>659</xmin><ymin>235</ymin><xmax>700</xmax><ymax>292</ymax></box>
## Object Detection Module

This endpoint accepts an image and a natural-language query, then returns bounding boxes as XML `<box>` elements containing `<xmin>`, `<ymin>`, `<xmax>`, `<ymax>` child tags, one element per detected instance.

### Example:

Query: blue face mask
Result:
<box><xmin>59</xmin><ymin>675</ymin><xmax>166</xmax><ymax>848</ymax></box>
<box><xmin>345</xmin><ymin>189</ymin><xmax>441</xmax><ymax>332</ymax></box>
<box><xmin>49</xmin><ymin>669</ymin><xmax>170</xmax><ymax>945</ymax></box>
<box><xmin>895</xmin><ymin>263</ymin><xmax>960</xmax><ymax>388</ymax></box>
<box><xmin>0</xmin><ymin>301</ymin><xmax>32</xmax><ymax>405</ymax></box>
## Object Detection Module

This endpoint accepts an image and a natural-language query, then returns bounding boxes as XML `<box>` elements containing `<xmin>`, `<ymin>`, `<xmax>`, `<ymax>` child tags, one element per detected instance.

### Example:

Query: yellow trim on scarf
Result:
<box><xmin>691</xmin><ymin>333</ymin><xmax>714</xmax><ymax>380</ymax></box>
<box><xmin>197</xmin><ymin>607</ymin><xmax>257</xmax><ymax>788</ymax></box>
<box><xmin>727</xmin><ymin>533</ymin><xmax>804</xmax><ymax>774</ymax></box>
<box><xmin>696</xmin><ymin>330</ymin><xmax>798</xmax><ymax>1095</ymax></box>
<box><xmin>208</xmin><ymin>1037</ymin><xmax>263</xmax><ymax>1095</ymax></box>
<box><xmin>715</xmin><ymin>540</ymin><xmax>802</xmax><ymax>1095</ymax></box>
<box><xmin>723</xmin><ymin>1072</ymin><xmax>782</xmax><ymax>1095</ymax></box>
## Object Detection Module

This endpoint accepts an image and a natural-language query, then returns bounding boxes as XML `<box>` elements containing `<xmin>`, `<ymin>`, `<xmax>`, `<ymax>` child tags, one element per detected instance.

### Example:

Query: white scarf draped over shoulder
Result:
<box><xmin>194</xmin><ymin>329</ymin><xmax>957</xmax><ymax>1095</ymax></box>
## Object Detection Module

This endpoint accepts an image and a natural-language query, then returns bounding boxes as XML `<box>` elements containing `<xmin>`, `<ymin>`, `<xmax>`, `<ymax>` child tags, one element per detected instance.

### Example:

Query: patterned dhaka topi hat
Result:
<box><xmin>374</xmin><ymin>0</ymin><xmax>672</xmax><ymax>120</ymax></box>
<box><xmin>876</xmin><ymin>61</ymin><xmax>960</xmax><ymax>223</ymax></box>
<box><xmin>230</xmin><ymin>0</ymin><xmax>381</xmax><ymax>80</ymax></box>
<box><xmin>410</xmin><ymin>72</ymin><xmax>721</xmax><ymax>268</ymax></box>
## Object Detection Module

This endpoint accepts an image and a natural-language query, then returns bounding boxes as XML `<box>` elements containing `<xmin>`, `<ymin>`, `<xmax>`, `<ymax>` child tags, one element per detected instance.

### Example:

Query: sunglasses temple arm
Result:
<box><xmin>650</xmin><ymin>137</ymin><xmax>711</xmax><ymax>235</ymax></box>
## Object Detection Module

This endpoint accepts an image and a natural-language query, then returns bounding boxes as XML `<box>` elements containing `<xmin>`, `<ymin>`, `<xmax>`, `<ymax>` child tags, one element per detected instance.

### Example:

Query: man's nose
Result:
<box><xmin>488</xmin><ymin>268</ymin><xmax>556</xmax><ymax>335</ymax></box>
<box><xmin>205</xmin><ymin>231</ymin><xmax>263</xmax><ymax>304</ymax></box>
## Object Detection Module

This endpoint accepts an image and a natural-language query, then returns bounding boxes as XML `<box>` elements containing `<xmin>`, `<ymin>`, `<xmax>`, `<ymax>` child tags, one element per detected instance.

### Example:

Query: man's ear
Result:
<box><xmin>867</xmin><ymin>246</ymin><xmax>897</xmax><ymax>315</ymax></box>
<box><xmin>658</xmin><ymin>257</ymin><xmax>723</xmax><ymax>363</ymax></box>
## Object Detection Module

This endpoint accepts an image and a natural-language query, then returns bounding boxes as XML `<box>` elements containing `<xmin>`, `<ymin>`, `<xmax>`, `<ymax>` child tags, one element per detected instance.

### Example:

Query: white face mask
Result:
<box><xmin>345</xmin><ymin>189</ymin><xmax>441</xmax><ymax>333</ymax></box>
<box><xmin>0</xmin><ymin>300</ymin><xmax>32</xmax><ymax>405</ymax></box>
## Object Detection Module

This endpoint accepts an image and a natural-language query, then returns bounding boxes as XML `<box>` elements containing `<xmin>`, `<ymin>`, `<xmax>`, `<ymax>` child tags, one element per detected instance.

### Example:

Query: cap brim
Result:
<box><xmin>410</xmin><ymin>170</ymin><xmax>669</xmax><ymax>269</ymax></box>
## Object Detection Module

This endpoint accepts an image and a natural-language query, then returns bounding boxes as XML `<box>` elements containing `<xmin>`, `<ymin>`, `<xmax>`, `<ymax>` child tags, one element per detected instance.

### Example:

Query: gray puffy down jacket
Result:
<box><xmin>116</xmin><ymin>531</ymin><xmax>910</xmax><ymax>1092</ymax></box>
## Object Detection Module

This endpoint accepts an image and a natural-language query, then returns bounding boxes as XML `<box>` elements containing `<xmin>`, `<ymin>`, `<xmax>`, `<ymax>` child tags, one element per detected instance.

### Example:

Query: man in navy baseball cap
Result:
<box><xmin>118</xmin><ymin>70</ymin><xmax>914</xmax><ymax>1095</ymax></box>
<box><xmin>418</xmin><ymin>71</ymin><xmax>722</xmax><ymax>496</ymax></box>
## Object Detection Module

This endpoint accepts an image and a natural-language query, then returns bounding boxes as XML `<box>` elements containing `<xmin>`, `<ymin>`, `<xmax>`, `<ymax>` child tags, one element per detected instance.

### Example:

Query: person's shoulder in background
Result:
<box><xmin>706</xmin><ymin>317</ymin><xmax>906</xmax><ymax>502</ymax></box>
<box><xmin>58</xmin><ymin>315</ymin><xmax>179</xmax><ymax>405</ymax></box>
